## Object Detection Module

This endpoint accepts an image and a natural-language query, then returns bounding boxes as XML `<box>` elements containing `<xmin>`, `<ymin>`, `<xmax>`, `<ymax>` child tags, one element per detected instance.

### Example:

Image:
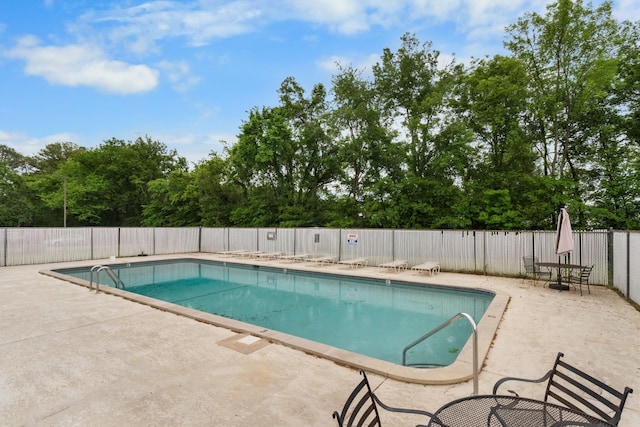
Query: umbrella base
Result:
<box><xmin>549</xmin><ymin>283</ymin><xmax>570</xmax><ymax>291</ymax></box>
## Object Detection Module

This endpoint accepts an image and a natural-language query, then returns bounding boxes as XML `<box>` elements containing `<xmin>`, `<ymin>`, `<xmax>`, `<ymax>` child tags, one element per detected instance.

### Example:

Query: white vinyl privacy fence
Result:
<box><xmin>1</xmin><ymin>227</ymin><xmax>637</xmax><ymax>303</ymax></box>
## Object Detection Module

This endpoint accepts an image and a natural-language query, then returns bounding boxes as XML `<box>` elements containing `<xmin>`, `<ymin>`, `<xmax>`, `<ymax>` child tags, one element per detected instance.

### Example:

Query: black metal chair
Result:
<box><xmin>493</xmin><ymin>352</ymin><xmax>633</xmax><ymax>426</ymax></box>
<box><xmin>333</xmin><ymin>370</ymin><xmax>433</xmax><ymax>427</ymax></box>
<box><xmin>523</xmin><ymin>256</ymin><xmax>552</xmax><ymax>286</ymax></box>
<box><xmin>567</xmin><ymin>265</ymin><xmax>594</xmax><ymax>295</ymax></box>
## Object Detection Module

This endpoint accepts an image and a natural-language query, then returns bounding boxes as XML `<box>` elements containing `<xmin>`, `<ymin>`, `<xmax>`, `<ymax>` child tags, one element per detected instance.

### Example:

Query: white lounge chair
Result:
<box><xmin>411</xmin><ymin>262</ymin><xmax>440</xmax><ymax>276</ymax></box>
<box><xmin>278</xmin><ymin>253</ymin><xmax>311</xmax><ymax>262</ymax></box>
<box><xmin>306</xmin><ymin>256</ymin><xmax>336</xmax><ymax>266</ymax></box>
<box><xmin>339</xmin><ymin>258</ymin><xmax>368</xmax><ymax>269</ymax></box>
<box><xmin>238</xmin><ymin>251</ymin><xmax>265</xmax><ymax>258</ymax></box>
<box><xmin>216</xmin><ymin>249</ymin><xmax>248</xmax><ymax>256</ymax></box>
<box><xmin>254</xmin><ymin>252</ymin><xmax>283</xmax><ymax>260</ymax></box>
<box><xmin>378</xmin><ymin>260</ymin><xmax>408</xmax><ymax>272</ymax></box>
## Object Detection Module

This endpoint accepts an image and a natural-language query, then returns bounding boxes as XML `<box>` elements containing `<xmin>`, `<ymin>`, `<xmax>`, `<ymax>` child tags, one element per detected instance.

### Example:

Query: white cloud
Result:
<box><xmin>280</xmin><ymin>0</ymin><xmax>371</xmax><ymax>34</ymax></box>
<box><xmin>6</xmin><ymin>36</ymin><xmax>159</xmax><ymax>94</ymax></box>
<box><xmin>154</xmin><ymin>131</ymin><xmax>237</xmax><ymax>165</ymax></box>
<box><xmin>60</xmin><ymin>0</ymin><xmax>560</xmax><ymax>64</ymax></box>
<box><xmin>317</xmin><ymin>53</ymin><xmax>380</xmax><ymax>76</ymax></box>
<box><xmin>157</xmin><ymin>60</ymin><xmax>201</xmax><ymax>92</ymax></box>
<box><xmin>0</xmin><ymin>130</ymin><xmax>78</xmax><ymax>156</ymax></box>
<box><xmin>81</xmin><ymin>1</ymin><xmax>263</xmax><ymax>54</ymax></box>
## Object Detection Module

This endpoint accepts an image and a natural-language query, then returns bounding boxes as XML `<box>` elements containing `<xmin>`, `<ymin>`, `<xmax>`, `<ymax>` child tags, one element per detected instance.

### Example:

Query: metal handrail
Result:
<box><xmin>402</xmin><ymin>312</ymin><xmax>479</xmax><ymax>395</ymax></box>
<box><xmin>90</xmin><ymin>265</ymin><xmax>125</xmax><ymax>292</ymax></box>
<box><xmin>89</xmin><ymin>265</ymin><xmax>102</xmax><ymax>291</ymax></box>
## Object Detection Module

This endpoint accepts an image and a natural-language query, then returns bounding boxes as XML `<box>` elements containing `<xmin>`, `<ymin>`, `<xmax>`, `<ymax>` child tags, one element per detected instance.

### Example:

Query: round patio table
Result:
<box><xmin>426</xmin><ymin>394</ymin><xmax>613</xmax><ymax>427</ymax></box>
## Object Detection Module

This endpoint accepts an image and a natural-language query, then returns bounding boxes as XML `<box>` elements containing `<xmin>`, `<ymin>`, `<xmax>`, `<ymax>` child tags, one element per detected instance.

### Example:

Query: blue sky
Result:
<box><xmin>0</xmin><ymin>0</ymin><xmax>637</xmax><ymax>166</ymax></box>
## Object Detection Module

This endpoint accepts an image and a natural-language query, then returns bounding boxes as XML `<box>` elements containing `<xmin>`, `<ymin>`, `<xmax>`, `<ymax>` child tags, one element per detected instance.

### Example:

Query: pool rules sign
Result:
<box><xmin>346</xmin><ymin>233</ymin><xmax>359</xmax><ymax>246</ymax></box>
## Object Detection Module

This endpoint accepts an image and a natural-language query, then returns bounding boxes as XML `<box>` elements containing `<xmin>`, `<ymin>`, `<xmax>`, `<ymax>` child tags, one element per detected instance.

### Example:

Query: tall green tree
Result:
<box><xmin>371</xmin><ymin>33</ymin><xmax>471</xmax><ymax>228</ymax></box>
<box><xmin>505</xmin><ymin>0</ymin><xmax>624</xmax><ymax>227</ymax></box>
<box><xmin>27</xmin><ymin>142</ymin><xmax>85</xmax><ymax>174</ymax></box>
<box><xmin>457</xmin><ymin>55</ymin><xmax>552</xmax><ymax>228</ymax></box>
<box><xmin>228</xmin><ymin>77</ymin><xmax>340</xmax><ymax>226</ymax></box>
<box><xmin>39</xmin><ymin>136</ymin><xmax>186</xmax><ymax>226</ymax></box>
<box><xmin>330</xmin><ymin>65</ymin><xmax>401</xmax><ymax>227</ymax></box>
<box><xmin>19</xmin><ymin>142</ymin><xmax>87</xmax><ymax>226</ymax></box>
<box><xmin>0</xmin><ymin>161</ymin><xmax>34</xmax><ymax>226</ymax></box>
<box><xmin>194</xmin><ymin>154</ymin><xmax>243</xmax><ymax>226</ymax></box>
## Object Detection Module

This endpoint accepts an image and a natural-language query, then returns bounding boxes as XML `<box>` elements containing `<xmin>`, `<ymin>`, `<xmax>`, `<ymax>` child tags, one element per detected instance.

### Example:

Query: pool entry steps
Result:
<box><xmin>89</xmin><ymin>265</ymin><xmax>126</xmax><ymax>291</ymax></box>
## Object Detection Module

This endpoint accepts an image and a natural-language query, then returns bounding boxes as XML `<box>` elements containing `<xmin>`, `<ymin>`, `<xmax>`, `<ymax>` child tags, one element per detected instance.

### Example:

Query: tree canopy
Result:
<box><xmin>2</xmin><ymin>0</ymin><xmax>639</xmax><ymax>230</ymax></box>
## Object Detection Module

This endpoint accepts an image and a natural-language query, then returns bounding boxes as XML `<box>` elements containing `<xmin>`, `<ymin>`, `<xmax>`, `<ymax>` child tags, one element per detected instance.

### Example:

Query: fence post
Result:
<box><xmin>607</xmin><ymin>228</ymin><xmax>614</xmax><ymax>287</ymax></box>
<box><xmin>626</xmin><ymin>232</ymin><xmax>630</xmax><ymax>297</ymax></box>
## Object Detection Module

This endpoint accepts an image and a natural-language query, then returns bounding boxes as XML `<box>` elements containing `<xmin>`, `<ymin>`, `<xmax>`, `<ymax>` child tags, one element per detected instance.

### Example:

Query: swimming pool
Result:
<box><xmin>41</xmin><ymin>253</ymin><xmax>509</xmax><ymax>384</ymax></box>
<box><xmin>52</xmin><ymin>258</ymin><xmax>493</xmax><ymax>367</ymax></box>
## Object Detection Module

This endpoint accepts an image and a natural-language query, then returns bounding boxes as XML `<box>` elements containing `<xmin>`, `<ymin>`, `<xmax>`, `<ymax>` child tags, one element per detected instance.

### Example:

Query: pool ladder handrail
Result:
<box><xmin>402</xmin><ymin>312</ymin><xmax>478</xmax><ymax>395</ymax></box>
<box><xmin>90</xmin><ymin>265</ymin><xmax>126</xmax><ymax>292</ymax></box>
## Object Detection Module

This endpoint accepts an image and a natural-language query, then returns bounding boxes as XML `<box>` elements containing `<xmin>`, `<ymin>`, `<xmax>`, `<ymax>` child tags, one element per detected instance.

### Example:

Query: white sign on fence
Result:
<box><xmin>346</xmin><ymin>233</ymin><xmax>359</xmax><ymax>246</ymax></box>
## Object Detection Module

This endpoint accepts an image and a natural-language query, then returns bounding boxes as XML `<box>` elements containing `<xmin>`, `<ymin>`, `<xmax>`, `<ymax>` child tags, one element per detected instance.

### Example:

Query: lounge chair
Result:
<box><xmin>493</xmin><ymin>352</ymin><xmax>633</xmax><ymax>426</ymax></box>
<box><xmin>333</xmin><ymin>370</ymin><xmax>433</xmax><ymax>426</ymax></box>
<box><xmin>278</xmin><ymin>253</ymin><xmax>310</xmax><ymax>262</ymax></box>
<box><xmin>239</xmin><ymin>251</ymin><xmax>265</xmax><ymax>259</ymax></box>
<box><xmin>411</xmin><ymin>262</ymin><xmax>440</xmax><ymax>276</ymax></box>
<box><xmin>306</xmin><ymin>256</ymin><xmax>335</xmax><ymax>266</ymax></box>
<box><xmin>254</xmin><ymin>252</ymin><xmax>283</xmax><ymax>260</ymax></box>
<box><xmin>378</xmin><ymin>260</ymin><xmax>408</xmax><ymax>272</ymax></box>
<box><xmin>216</xmin><ymin>249</ymin><xmax>248</xmax><ymax>256</ymax></box>
<box><xmin>339</xmin><ymin>258</ymin><xmax>368</xmax><ymax>269</ymax></box>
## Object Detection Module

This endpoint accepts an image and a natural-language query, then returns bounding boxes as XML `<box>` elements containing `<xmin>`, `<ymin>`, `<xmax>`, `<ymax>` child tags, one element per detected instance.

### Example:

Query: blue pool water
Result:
<box><xmin>55</xmin><ymin>259</ymin><xmax>493</xmax><ymax>367</ymax></box>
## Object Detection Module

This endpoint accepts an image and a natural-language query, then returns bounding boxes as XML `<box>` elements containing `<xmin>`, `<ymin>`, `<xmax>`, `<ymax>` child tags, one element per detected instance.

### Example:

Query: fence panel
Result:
<box><xmin>484</xmin><ymin>231</ymin><xmax>527</xmax><ymax>276</ymax></box>
<box><xmin>614</xmin><ymin>231</ymin><xmax>640</xmax><ymax>301</ymax></box>
<box><xmin>228</xmin><ymin>228</ymin><xmax>259</xmax><ymax>252</ymax></box>
<box><xmin>200</xmin><ymin>228</ymin><xmax>226</xmax><ymax>252</ymax></box>
<box><xmin>294</xmin><ymin>228</ymin><xmax>340</xmax><ymax>258</ymax></box>
<box><xmin>612</xmin><ymin>232</ymin><xmax>629</xmax><ymax>296</ymax></box>
<box><xmin>91</xmin><ymin>227</ymin><xmax>119</xmax><ymax>259</ymax></box>
<box><xmin>571</xmin><ymin>231</ymin><xmax>608</xmax><ymax>285</ymax></box>
<box><xmin>441</xmin><ymin>230</ymin><xmax>480</xmax><ymax>272</ymax></box>
<box><xmin>630</xmin><ymin>233</ymin><xmax>640</xmax><ymax>302</ymax></box>
<box><xmin>5</xmin><ymin>228</ymin><xmax>93</xmax><ymax>266</ymax></box>
<box><xmin>119</xmin><ymin>228</ymin><xmax>155</xmax><ymax>257</ymax></box>
<box><xmin>257</xmin><ymin>228</ymin><xmax>296</xmax><ymax>254</ymax></box>
<box><xmin>0</xmin><ymin>228</ymin><xmax>5</xmax><ymax>267</ymax></box>
<box><xmin>393</xmin><ymin>230</ymin><xmax>442</xmax><ymax>267</ymax></box>
<box><xmin>337</xmin><ymin>229</ymin><xmax>393</xmax><ymax>265</ymax></box>
<box><xmin>154</xmin><ymin>227</ymin><xmax>200</xmax><ymax>254</ymax></box>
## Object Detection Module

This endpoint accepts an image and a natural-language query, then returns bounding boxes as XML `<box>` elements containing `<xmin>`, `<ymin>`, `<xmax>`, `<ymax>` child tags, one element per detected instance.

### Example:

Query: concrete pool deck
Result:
<box><xmin>2</xmin><ymin>253</ymin><xmax>639</xmax><ymax>426</ymax></box>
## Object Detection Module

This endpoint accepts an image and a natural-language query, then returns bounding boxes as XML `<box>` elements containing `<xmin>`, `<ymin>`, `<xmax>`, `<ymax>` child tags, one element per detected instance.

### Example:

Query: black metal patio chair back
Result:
<box><xmin>493</xmin><ymin>352</ymin><xmax>633</xmax><ymax>426</ymax></box>
<box><xmin>332</xmin><ymin>370</ymin><xmax>433</xmax><ymax>427</ymax></box>
<box><xmin>522</xmin><ymin>256</ymin><xmax>552</xmax><ymax>285</ymax></box>
<box><xmin>567</xmin><ymin>265</ymin><xmax>594</xmax><ymax>295</ymax></box>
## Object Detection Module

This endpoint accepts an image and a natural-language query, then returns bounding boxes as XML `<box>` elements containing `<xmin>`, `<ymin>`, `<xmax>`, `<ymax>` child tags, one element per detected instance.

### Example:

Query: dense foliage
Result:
<box><xmin>2</xmin><ymin>0</ymin><xmax>639</xmax><ymax>230</ymax></box>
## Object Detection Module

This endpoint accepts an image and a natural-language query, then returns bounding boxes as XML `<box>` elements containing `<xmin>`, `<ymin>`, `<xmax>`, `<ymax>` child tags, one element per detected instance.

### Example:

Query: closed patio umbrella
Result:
<box><xmin>550</xmin><ymin>208</ymin><xmax>574</xmax><ymax>290</ymax></box>
<box><xmin>555</xmin><ymin>208</ymin><xmax>574</xmax><ymax>256</ymax></box>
